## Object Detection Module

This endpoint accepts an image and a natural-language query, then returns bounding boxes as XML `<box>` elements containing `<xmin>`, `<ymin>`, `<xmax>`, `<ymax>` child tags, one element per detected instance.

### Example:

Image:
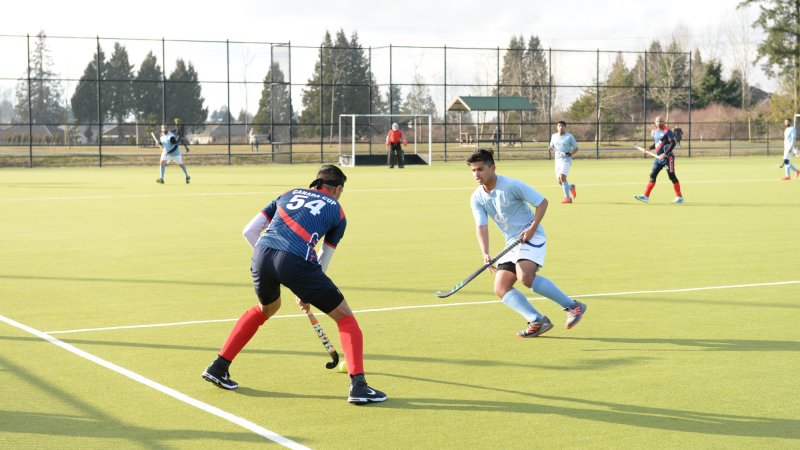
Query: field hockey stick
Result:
<box><xmin>305</xmin><ymin>307</ymin><xmax>340</xmax><ymax>369</ymax></box>
<box><xmin>634</xmin><ymin>146</ymin><xmax>660</xmax><ymax>158</ymax></box>
<box><xmin>434</xmin><ymin>239</ymin><xmax>522</xmax><ymax>298</ymax></box>
<box><xmin>150</xmin><ymin>132</ymin><xmax>160</xmax><ymax>147</ymax></box>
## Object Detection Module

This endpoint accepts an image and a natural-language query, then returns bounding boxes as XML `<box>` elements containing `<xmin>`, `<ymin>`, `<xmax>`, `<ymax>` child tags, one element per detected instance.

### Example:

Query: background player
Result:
<box><xmin>202</xmin><ymin>165</ymin><xmax>386</xmax><ymax>404</ymax></box>
<box><xmin>156</xmin><ymin>123</ymin><xmax>190</xmax><ymax>184</ymax></box>
<box><xmin>467</xmin><ymin>148</ymin><xmax>586</xmax><ymax>338</ymax></box>
<box><xmin>634</xmin><ymin>115</ymin><xmax>684</xmax><ymax>204</ymax></box>
<box><xmin>386</xmin><ymin>122</ymin><xmax>406</xmax><ymax>168</ymax></box>
<box><xmin>548</xmin><ymin>120</ymin><xmax>579</xmax><ymax>203</ymax></box>
<box><xmin>781</xmin><ymin>117</ymin><xmax>800</xmax><ymax>180</ymax></box>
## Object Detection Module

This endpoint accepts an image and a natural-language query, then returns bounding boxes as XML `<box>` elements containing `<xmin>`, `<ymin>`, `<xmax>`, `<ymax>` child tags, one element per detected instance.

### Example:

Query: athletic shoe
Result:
<box><xmin>795</xmin><ymin>170</ymin><xmax>800</xmax><ymax>179</ymax></box>
<box><xmin>560</xmin><ymin>197</ymin><xmax>572</xmax><ymax>204</ymax></box>
<box><xmin>570</xmin><ymin>185</ymin><xmax>577</xmax><ymax>199</ymax></box>
<box><xmin>202</xmin><ymin>361</ymin><xmax>238</xmax><ymax>390</ymax></box>
<box><xmin>516</xmin><ymin>316</ymin><xmax>554</xmax><ymax>338</ymax></box>
<box><xmin>672</xmin><ymin>197</ymin><xmax>684</xmax><ymax>204</ymax></box>
<box><xmin>564</xmin><ymin>300</ymin><xmax>587</xmax><ymax>329</ymax></box>
<box><xmin>186</xmin><ymin>176</ymin><xmax>191</xmax><ymax>184</ymax></box>
<box><xmin>156</xmin><ymin>178</ymin><xmax>164</xmax><ymax>184</ymax></box>
<box><xmin>634</xmin><ymin>194</ymin><xmax>649</xmax><ymax>203</ymax></box>
<box><xmin>781</xmin><ymin>176</ymin><xmax>791</xmax><ymax>181</ymax></box>
<box><xmin>348</xmin><ymin>374</ymin><xmax>387</xmax><ymax>404</ymax></box>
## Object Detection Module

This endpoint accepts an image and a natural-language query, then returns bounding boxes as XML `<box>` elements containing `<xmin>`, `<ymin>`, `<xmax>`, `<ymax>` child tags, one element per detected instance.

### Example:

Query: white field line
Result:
<box><xmin>0</xmin><ymin>314</ymin><xmax>310</xmax><ymax>449</ymax></box>
<box><xmin>46</xmin><ymin>280</ymin><xmax>800</xmax><ymax>335</ymax></box>
<box><xmin>0</xmin><ymin>177</ymin><xmax>780</xmax><ymax>203</ymax></box>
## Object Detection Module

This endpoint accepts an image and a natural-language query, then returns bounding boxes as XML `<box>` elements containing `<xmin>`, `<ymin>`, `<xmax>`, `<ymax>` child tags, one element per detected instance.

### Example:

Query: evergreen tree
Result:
<box><xmin>299</xmin><ymin>31</ymin><xmax>335</xmax><ymax>138</ymax></box>
<box><xmin>71</xmin><ymin>47</ymin><xmax>108</xmax><ymax>125</ymax></box>
<box><xmin>647</xmin><ymin>39</ymin><xmax>690</xmax><ymax>121</ymax></box>
<box><xmin>694</xmin><ymin>59</ymin><xmax>738</xmax><ymax>108</ymax></box>
<box><xmin>401</xmin><ymin>73</ymin><xmax>438</xmax><ymax>118</ymax></box>
<box><xmin>253</xmin><ymin>63</ymin><xmax>291</xmax><ymax>139</ymax></box>
<box><xmin>165</xmin><ymin>59</ymin><xmax>207</xmax><ymax>131</ymax></box>
<box><xmin>106</xmin><ymin>43</ymin><xmax>135</xmax><ymax>138</ymax></box>
<box><xmin>740</xmin><ymin>0</ymin><xmax>800</xmax><ymax>107</ymax></box>
<box><xmin>15</xmin><ymin>31</ymin><xmax>65</xmax><ymax>124</ymax></box>
<box><xmin>133</xmin><ymin>51</ymin><xmax>163</xmax><ymax>123</ymax></box>
<box><xmin>524</xmin><ymin>36</ymin><xmax>550</xmax><ymax>120</ymax></box>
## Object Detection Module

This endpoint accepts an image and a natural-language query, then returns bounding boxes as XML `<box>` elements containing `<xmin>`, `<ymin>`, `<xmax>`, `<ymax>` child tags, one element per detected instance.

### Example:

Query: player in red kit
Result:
<box><xmin>386</xmin><ymin>122</ymin><xmax>406</xmax><ymax>168</ymax></box>
<box><xmin>202</xmin><ymin>164</ymin><xmax>387</xmax><ymax>404</ymax></box>
<box><xmin>634</xmin><ymin>116</ymin><xmax>684</xmax><ymax>204</ymax></box>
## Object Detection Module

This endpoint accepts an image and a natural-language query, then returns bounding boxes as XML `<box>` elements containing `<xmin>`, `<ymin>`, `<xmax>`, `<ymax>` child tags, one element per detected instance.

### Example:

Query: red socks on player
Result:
<box><xmin>219</xmin><ymin>306</ymin><xmax>268</xmax><ymax>361</ymax></box>
<box><xmin>644</xmin><ymin>181</ymin><xmax>655</xmax><ymax>197</ymax></box>
<box><xmin>337</xmin><ymin>315</ymin><xmax>364</xmax><ymax>375</ymax></box>
<box><xmin>673</xmin><ymin>181</ymin><xmax>682</xmax><ymax>197</ymax></box>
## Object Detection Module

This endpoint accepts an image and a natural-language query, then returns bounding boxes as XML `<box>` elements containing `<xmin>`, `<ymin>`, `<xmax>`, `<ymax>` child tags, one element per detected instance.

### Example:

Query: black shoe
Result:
<box><xmin>156</xmin><ymin>178</ymin><xmax>164</xmax><ymax>184</ymax></box>
<box><xmin>185</xmin><ymin>176</ymin><xmax>191</xmax><ymax>184</ymax></box>
<box><xmin>348</xmin><ymin>374</ymin><xmax>386</xmax><ymax>404</ymax></box>
<box><xmin>202</xmin><ymin>359</ymin><xmax>238</xmax><ymax>390</ymax></box>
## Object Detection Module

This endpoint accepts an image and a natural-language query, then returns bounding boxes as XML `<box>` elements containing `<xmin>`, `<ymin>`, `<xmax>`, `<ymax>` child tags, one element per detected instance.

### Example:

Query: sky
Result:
<box><xmin>1</xmin><ymin>0</ymin><xmax>772</xmax><ymax>114</ymax></box>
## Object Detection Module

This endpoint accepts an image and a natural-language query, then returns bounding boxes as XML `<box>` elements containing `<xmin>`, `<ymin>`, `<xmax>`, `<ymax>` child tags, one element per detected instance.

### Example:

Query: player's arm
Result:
<box><xmin>476</xmin><ymin>225</ymin><xmax>492</xmax><ymax>264</ymax></box>
<box><xmin>242</xmin><ymin>211</ymin><xmax>269</xmax><ymax>248</ymax></box>
<box><xmin>568</xmin><ymin>135</ymin><xmax>578</xmax><ymax>156</ymax></box>
<box><xmin>522</xmin><ymin>198</ymin><xmax>547</xmax><ymax>242</ymax></box>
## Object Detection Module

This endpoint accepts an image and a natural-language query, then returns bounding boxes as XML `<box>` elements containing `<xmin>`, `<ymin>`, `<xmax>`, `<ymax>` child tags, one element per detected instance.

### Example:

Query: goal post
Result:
<box><xmin>338</xmin><ymin>114</ymin><xmax>433</xmax><ymax>167</ymax></box>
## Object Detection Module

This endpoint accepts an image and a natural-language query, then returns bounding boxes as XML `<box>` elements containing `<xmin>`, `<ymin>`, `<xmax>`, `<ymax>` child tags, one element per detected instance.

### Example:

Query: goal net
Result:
<box><xmin>338</xmin><ymin>114</ymin><xmax>432</xmax><ymax>166</ymax></box>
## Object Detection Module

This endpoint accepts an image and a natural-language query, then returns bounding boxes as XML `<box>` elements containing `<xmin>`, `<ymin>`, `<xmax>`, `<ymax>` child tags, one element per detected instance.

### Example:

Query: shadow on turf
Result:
<box><xmin>369</xmin><ymin>372</ymin><xmax>800</xmax><ymax>440</ymax></box>
<box><xmin>544</xmin><ymin>336</ymin><xmax>800</xmax><ymax>352</ymax></box>
<box><xmin>0</xmin><ymin>354</ymin><xmax>272</xmax><ymax>446</ymax></box>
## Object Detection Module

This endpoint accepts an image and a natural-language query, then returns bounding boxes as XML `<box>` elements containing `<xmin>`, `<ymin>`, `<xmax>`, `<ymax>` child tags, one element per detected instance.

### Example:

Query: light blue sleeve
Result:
<box><xmin>470</xmin><ymin>191</ymin><xmax>488</xmax><ymax>227</ymax></box>
<box><xmin>568</xmin><ymin>134</ymin><xmax>578</xmax><ymax>150</ymax></box>
<box><xmin>514</xmin><ymin>179</ymin><xmax>545</xmax><ymax>208</ymax></box>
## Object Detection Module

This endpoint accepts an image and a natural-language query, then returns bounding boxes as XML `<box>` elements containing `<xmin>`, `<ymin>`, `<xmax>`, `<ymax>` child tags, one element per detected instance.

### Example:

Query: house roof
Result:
<box><xmin>447</xmin><ymin>96</ymin><xmax>535</xmax><ymax>112</ymax></box>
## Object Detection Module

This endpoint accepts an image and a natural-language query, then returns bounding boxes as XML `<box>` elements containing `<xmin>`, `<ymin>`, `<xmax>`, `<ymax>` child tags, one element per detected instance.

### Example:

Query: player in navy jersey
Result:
<box><xmin>634</xmin><ymin>116</ymin><xmax>684</xmax><ymax>204</ymax></box>
<box><xmin>202</xmin><ymin>165</ymin><xmax>386</xmax><ymax>404</ymax></box>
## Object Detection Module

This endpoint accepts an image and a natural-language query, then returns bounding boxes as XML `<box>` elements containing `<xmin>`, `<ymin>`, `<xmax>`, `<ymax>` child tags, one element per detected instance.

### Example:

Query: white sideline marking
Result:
<box><xmin>0</xmin><ymin>315</ymin><xmax>310</xmax><ymax>450</ymax></box>
<box><xmin>45</xmin><ymin>280</ymin><xmax>799</xmax><ymax>335</ymax></box>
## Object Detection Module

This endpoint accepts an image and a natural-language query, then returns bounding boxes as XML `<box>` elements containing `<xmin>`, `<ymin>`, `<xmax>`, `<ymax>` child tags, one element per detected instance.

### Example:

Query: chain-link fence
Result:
<box><xmin>0</xmin><ymin>33</ymin><xmax>785</xmax><ymax>168</ymax></box>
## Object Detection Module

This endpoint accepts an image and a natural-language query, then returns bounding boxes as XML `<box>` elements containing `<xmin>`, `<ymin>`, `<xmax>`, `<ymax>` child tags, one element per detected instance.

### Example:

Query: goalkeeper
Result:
<box><xmin>386</xmin><ymin>123</ymin><xmax>406</xmax><ymax>168</ymax></box>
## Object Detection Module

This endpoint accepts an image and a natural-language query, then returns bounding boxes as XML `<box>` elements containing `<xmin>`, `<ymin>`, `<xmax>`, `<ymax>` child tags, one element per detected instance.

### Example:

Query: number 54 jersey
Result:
<box><xmin>256</xmin><ymin>187</ymin><xmax>347</xmax><ymax>264</ymax></box>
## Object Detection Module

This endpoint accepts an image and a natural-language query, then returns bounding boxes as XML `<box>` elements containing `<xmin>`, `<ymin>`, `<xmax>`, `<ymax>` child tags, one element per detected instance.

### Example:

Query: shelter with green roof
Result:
<box><xmin>447</xmin><ymin>96</ymin><xmax>535</xmax><ymax>147</ymax></box>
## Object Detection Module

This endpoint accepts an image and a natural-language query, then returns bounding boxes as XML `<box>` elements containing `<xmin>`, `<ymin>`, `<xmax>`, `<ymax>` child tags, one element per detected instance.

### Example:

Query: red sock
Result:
<box><xmin>337</xmin><ymin>315</ymin><xmax>364</xmax><ymax>375</ymax></box>
<box><xmin>673</xmin><ymin>181</ymin><xmax>682</xmax><ymax>197</ymax></box>
<box><xmin>219</xmin><ymin>306</ymin><xmax>268</xmax><ymax>361</ymax></box>
<box><xmin>644</xmin><ymin>181</ymin><xmax>655</xmax><ymax>197</ymax></box>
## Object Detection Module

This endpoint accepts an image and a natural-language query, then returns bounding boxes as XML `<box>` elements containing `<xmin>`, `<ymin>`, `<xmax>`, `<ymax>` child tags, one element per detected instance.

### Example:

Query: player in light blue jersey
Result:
<box><xmin>467</xmin><ymin>148</ymin><xmax>587</xmax><ymax>338</ymax></box>
<box><xmin>548</xmin><ymin>120</ymin><xmax>579</xmax><ymax>203</ymax></box>
<box><xmin>155</xmin><ymin>123</ymin><xmax>190</xmax><ymax>184</ymax></box>
<box><xmin>202</xmin><ymin>165</ymin><xmax>386</xmax><ymax>404</ymax></box>
<box><xmin>781</xmin><ymin>118</ymin><xmax>800</xmax><ymax>180</ymax></box>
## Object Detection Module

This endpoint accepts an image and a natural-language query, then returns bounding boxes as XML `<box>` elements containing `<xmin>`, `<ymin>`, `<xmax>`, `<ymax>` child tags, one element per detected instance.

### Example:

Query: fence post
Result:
<box><xmin>766</xmin><ymin>122</ymin><xmax>769</xmax><ymax>156</ymax></box>
<box><xmin>443</xmin><ymin>45</ymin><xmax>447</xmax><ymax>162</ymax></box>
<box><xmin>226</xmin><ymin>39</ymin><xmax>232</xmax><ymax>164</ymax></box>
<box><xmin>26</xmin><ymin>34</ymin><xmax>33</xmax><ymax>168</ymax></box>
<box><xmin>729</xmin><ymin>122</ymin><xmax>732</xmax><ymax>157</ymax></box>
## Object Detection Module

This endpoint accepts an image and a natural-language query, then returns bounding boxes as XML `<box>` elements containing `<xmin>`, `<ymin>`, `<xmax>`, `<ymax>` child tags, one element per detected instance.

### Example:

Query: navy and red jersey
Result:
<box><xmin>652</xmin><ymin>126</ymin><xmax>676</xmax><ymax>156</ymax></box>
<box><xmin>256</xmin><ymin>187</ymin><xmax>346</xmax><ymax>264</ymax></box>
<box><xmin>386</xmin><ymin>129</ymin><xmax>403</xmax><ymax>145</ymax></box>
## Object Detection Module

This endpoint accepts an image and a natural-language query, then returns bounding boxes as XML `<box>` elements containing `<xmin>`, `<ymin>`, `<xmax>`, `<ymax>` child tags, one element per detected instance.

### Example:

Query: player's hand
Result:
<box><xmin>519</xmin><ymin>228</ymin><xmax>535</xmax><ymax>243</ymax></box>
<box><xmin>484</xmin><ymin>254</ymin><xmax>496</xmax><ymax>273</ymax></box>
<box><xmin>659</xmin><ymin>153</ymin><xmax>666</xmax><ymax>160</ymax></box>
<box><xmin>295</xmin><ymin>296</ymin><xmax>310</xmax><ymax>313</ymax></box>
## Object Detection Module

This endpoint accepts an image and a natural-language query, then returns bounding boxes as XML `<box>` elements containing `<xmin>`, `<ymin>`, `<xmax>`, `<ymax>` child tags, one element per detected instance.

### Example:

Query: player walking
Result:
<box><xmin>781</xmin><ymin>118</ymin><xmax>800</xmax><ymax>180</ymax></box>
<box><xmin>386</xmin><ymin>123</ymin><xmax>406</xmax><ymax>168</ymax></box>
<box><xmin>467</xmin><ymin>148</ymin><xmax>587</xmax><ymax>338</ymax></box>
<box><xmin>202</xmin><ymin>165</ymin><xmax>387</xmax><ymax>404</ymax></box>
<box><xmin>156</xmin><ymin>123</ymin><xmax>191</xmax><ymax>184</ymax></box>
<box><xmin>634</xmin><ymin>116</ymin><xmax>684</xmax><ymax>204</ymax></box>
<box><xmin>548</xmin><ymin>120</ymin><xmax>579</xmax><ymax>204</ymax></box>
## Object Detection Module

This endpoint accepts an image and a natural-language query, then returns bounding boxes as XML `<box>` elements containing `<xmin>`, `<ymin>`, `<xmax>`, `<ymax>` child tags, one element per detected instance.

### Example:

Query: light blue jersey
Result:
<box><xmin>470</xmin><ymin>175</ymin><xmax>546</xmax><ymax>245</ymax></box>
<box><xmin>785</xmin><ymin>126</ymin><xmax>796</xmax><ymax>158</ymax></box>
<box><xmin>550</xmin><ymin>132</ymin><xmax>578</xmax><ymax>160</ymax></box>
<box><xmin>161</xmin><ymin>131</ymin><xmax>180</xmax><ymax>155</ymax></box>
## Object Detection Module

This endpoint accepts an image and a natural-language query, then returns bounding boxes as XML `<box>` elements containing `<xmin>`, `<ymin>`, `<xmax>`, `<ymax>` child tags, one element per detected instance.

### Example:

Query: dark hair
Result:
<box><xmin>309</xmin><ymin>164</ymin><xmax>347</xmax><ymax>189</ymax></box>
<box><xmin>466</xmin><ymin>148</ymin><xmax>495</xmax><ymax>166</ymax></box>
<box><xmin>557</xmin><ymin>120</ymin><xmax>567</xmax><ymax>127</ymax></box>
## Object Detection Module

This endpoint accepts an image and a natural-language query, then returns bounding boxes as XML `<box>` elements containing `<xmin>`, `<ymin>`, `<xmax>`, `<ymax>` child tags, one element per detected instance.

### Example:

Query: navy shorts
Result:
<box><xmin>251</xmin><ymin>246</ymin><xmax>344</xmax><ymax>313</ymax></box>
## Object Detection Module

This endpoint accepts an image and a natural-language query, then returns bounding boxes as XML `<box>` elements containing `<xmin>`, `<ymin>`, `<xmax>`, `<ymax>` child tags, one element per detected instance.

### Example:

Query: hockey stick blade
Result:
<box><xmin>434</xmin><ymin>239</ymin><xmax>522</xmax><ymax>298</ymax></box>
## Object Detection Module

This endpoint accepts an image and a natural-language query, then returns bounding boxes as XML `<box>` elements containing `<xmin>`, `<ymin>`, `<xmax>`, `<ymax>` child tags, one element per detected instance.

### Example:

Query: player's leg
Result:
<box><xmin>397</xmin><ymin>144</ymin><xmax>405</xmax><ymax>168</ymax></box>
<box><xmin>157</xmin><ymin>159</ymin><xmax>166</xmax><ymax>183</ymax></box>
<box><xmin>202</xmin><ymin>247</ymin><xmax>280</xmax><ymax>390</ymax></box>
<box><xmin>635</xmin><ymin>162</ymin><xmax>662</xmax><ymax>202</ymax></box>
<box><xmin>287</xmin><ymin>255</ymin><xmax>386</xmax><ymax>403</ymax></box>
<box><xmin>666</xmin><ymin>156</ymin><xmax>683</xmax><ymax>202</ymax></box>
<box><xmin>179</xmin><ymin>163</ymin><xmax>190</xmax><ymax>183</ymax></box>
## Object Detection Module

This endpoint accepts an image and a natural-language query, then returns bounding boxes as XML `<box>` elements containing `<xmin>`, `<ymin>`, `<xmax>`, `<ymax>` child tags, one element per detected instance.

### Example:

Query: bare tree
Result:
<box><xmin>723</xmin><ymin>8</ymin><xmax>757</xmax><ymax>109</ymax></box>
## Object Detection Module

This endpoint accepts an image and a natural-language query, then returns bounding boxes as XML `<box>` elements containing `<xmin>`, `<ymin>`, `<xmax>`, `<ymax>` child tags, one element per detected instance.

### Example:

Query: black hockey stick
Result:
<box><xmin>434</xmin><ymin>239</ymin><xmax>522</xmax><ymax>298</ymax></box>
<box><xmin>306</xmin><ymin>308</ymin><xmax>340</xmax><ymax>369</ymax></box>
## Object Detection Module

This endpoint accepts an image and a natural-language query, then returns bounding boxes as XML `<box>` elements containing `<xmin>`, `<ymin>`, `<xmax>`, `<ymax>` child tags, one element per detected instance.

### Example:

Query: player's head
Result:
<box><xmin>466</xmin><ymin>148</ymin><xmax>497</xmax><ymax>186</ymax></box>
<box><xmin>557</xmin><ymin>120</ymin><xmax>567</xmax><ymax>133</ymax></box>
<box><xmin>785</xmin><ymin>118</ymin><xmax>792</xmax><ymax>127</ymax></box>
<box><xmin>310</xmin><ymin>164</ymin><xmax>347</xmax><ymax>198</ymax></box>
<box><xmin>392</xmin><ymin>123</ymin><xmax>399</xmax><ymax>130</ymax></box>
<box><xmin>655</xmin><ymin>115</ymin><xmax>664</xmax><ymax>127</ymax></box>
<box><xmin>161</xmin><ymin>123</ymin><xmax>169</xmax><ymax>133</ymax></box>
